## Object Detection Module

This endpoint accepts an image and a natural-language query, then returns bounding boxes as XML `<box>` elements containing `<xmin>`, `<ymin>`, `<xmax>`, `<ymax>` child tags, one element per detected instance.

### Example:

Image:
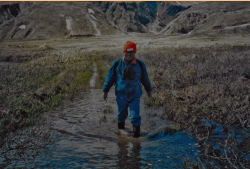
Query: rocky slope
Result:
<box><xmin>0</xmin><ymin>1</ymin><xmax>118</xmax><ymax>40</ymax></box>
<box><xmin>92</xmin><ymin>1</ymin><xmax>198</xmax><ymax>33</ymax></box>
<box><xmin>0</xmin><ymin>1</ymin><xmax>197</xmax><ymax>40</ymax></box>
<box><xmin>160</xmin><ymin>1</ymin><xmax>250</xmax><ymax>35</ymax></box>
<box><xmin>1</xmin><ymin>1</ymin><xmax>249</xmax><ymax>40</ymax></box>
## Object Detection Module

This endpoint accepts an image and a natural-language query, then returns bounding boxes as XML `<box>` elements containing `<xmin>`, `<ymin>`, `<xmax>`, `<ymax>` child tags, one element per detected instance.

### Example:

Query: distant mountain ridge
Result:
<box><xmin>0</xmin><ymin>1</ymin><xmax>249</xmax><ymax>40</ymax></box>
<box><xmin>0</xmin><ymin>1</ymin><xmax>118</xmax><ymax>40</ymax></box>
<box><xmin>0</xmin><ymin>1</ymin><xmax>197</xmax><ymax>40</ymax></box>
<box><xmin>92</xmin><ymin>1</ymin><xmax>193</xmax><ymax>33</ymax></box>
<box><xmin>160</xmin><ymin>1</ymin><xmax>250</xmax><ymax>35</ymax></box>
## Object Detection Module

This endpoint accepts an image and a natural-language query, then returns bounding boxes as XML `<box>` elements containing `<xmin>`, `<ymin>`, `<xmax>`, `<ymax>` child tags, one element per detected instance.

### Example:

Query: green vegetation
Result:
<box><xmin>95</xmin><ymin>55</ymin><xmax>108</xmax><ymax>87</ymax></box>
<box><xmin>0</xmin><ymin>49</ymin><xmax>112</xmax><ymax>133</ymax></box>
<box><xmin>172</xmin><ymin>124</ymin><xmax>181</xmax><ymax>131</ymax></box>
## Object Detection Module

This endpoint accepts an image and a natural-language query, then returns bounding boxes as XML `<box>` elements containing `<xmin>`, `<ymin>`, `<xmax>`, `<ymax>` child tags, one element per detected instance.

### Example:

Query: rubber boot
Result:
<box><xmin>118</xmin><ymin>121</ymin><xmax>125</xmax><ymax>129</ymax></box>
<box><xmin>133</xmin><ymin>125</ymin><xmax>140</xmax><ymax>138</ymax></box>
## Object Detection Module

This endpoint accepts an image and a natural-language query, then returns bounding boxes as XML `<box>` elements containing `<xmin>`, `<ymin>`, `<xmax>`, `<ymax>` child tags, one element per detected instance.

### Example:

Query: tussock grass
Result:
<box><xmin>0</xmin><ymin>49</ymin><xmax>98</xmax><ymax>133</ymax></box>
<box><xmin>0</xmin><ymin>48</ymin><xmax>125</xmax><ymax>133</ymax></box>
<box><xmin>1</xmin><ymin>43</ymin><xmax>250</xmax><ymax>168</ymax></box>
<box><xmin>138</xmin><ymin>45</ymin><xmax>250</xmax><ymax>168</ymax></box>
<box><xmin>139</xmin><ymin>45</ymin><xmax>250</xmax><ymax>126</ymax></box>
<box><xmin>72</xmin><ymin>45</ymin><xmax>250</xmax><ymax>129</ymax></box>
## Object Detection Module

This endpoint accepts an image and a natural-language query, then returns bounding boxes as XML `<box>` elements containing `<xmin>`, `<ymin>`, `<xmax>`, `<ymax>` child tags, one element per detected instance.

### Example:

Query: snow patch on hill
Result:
<box><xmin>225</xmin><ymin>23</ymin><xmax>250</xmax><ymax>29</ymax></box>
<box><xmin>66</xmin><ymin>17</ymin><xmax>72</xmax><ymax>31</ymax></box>
<box><xmin>88</xmin><ymin>8</ymin><xmax>95</xmax><ymax>15</ymax></box>
<box><xmin>19</xmin><ymin>25</ymin><xmax>26</xmax><ymax>29</ymax></box>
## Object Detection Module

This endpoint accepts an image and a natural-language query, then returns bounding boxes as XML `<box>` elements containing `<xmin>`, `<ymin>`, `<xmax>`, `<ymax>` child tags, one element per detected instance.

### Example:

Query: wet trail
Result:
<box><xmin>27</xmin><ymin>64</ymin><xmax>200</xmax><ymax>168</ymax></box>
<box><xmin>1</xmin><ymin>63</ymin><xmax>201</xmax><ymax>168</ymax></box>
<box><xmin>29</xmin><ymin>87</ymin><xmax>200</xmax><ymax>168</ymax></box>
<box><xmin>0</xmin><ymin>62</ymin><xmax>19</xmax><ymax>67</ymax></box>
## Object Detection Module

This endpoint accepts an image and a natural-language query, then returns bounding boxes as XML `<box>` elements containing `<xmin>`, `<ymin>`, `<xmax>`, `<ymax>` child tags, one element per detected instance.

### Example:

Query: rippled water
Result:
<box><xmin>1</xmin><ymin>64</ymin><xmax>200</xmax><ymax>168</ymax></box>
<box><xmin>20</xmin><ymin>88</ymin><xmax>199</xmax><ymax>168</ymax></box>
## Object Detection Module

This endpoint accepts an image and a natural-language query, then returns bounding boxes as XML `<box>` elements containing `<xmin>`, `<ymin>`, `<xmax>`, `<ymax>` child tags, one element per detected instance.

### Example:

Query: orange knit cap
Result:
<box><xmin>123</xmin><ymin>41</ymin><xmax>136</xmax><ymax>53</ymax></box>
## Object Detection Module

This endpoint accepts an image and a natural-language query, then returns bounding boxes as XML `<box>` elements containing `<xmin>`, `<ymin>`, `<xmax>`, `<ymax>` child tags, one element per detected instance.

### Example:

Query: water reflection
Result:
<box><xmin>0</xmin><ymin>89</ymin><xmax>201</xmax><ymax>168</ymax></box>
<box><xmin>117</xmin><ymin>137</ymin><xmax>147</xmax><ymax>168</ymax></box>
<box><xmin>116</xmin><ymin>131</ymin><xmax>200</xmax><ymax>169</ymax></box>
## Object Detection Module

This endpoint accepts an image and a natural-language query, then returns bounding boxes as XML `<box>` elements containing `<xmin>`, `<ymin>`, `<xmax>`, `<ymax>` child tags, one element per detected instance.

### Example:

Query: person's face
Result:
<box><xmin>124</xmin><ymin>51</ymin><xmax>135</xmax><ymax>62</ymax></box>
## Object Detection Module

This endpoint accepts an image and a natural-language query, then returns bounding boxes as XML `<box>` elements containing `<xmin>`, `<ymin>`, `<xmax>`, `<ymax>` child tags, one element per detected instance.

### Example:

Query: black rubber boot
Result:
<box><xmin>118</xmin><ymin>121</ymin><xmax>125</xmax><ymax>129</ymax></box>
<box><xmin>133</xmin><ymin>125</ymin><xmax>140</xmax><ymax>138</ymax></box>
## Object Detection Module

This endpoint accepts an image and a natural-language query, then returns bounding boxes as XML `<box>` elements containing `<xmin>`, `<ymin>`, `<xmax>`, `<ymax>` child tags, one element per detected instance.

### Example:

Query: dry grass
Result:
<box><xmin>102</xmin><ymin>45</ymin><xmax>250</xmax><ymax>168</ymax></box>
<box><xmin>137</xmin><ymin>45</ymin><xmax>250</xmax><ymax>126</ymax></box>
<box><xmin>137</xmin><ymin>45</ymin><xmax>250</xmax><ymax>168</ymax></box>
<box><xmin>97</xmin><ymin>45</ymin><xmax>250</xmax><ymax>128</ymax></box>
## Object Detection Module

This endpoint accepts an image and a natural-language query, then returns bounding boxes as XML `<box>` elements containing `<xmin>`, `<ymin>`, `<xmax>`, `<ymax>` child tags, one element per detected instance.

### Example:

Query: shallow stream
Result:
<box><xmin>1</xmin><ymin>63</ymin><xmax>201</xmax><ymax>168</ymax></box>
<box><xmin>29</xmin><ymin>88</ymin><xmax>200</xmax><ymax>168</ymax></box>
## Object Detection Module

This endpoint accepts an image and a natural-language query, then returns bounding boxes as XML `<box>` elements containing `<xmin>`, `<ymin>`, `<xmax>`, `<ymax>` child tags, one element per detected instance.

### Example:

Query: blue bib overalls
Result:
<box><xmin>103</xmin><ymin>58</ymin><xmax>152</xmax><ymax>126</ymax></box>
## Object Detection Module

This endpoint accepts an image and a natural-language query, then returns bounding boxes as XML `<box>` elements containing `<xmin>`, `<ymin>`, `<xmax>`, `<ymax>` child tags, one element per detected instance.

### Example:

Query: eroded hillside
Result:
<box><xmin>160</xmin><ymin>1</ymin><xmax>250</xmax><ymax>35</ymax></box>
<box><xmin>0</xmin><ymin>2</ymin><xmax>118</xmax><ymax>40</ymax></box>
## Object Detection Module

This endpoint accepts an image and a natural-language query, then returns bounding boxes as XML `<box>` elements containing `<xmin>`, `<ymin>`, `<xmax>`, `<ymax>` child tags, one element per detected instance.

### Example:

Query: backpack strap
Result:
<box><xmin>113</xmin><ymin>58</ymin><xmax>122</xmax><ymax>85</ymax></box>
<box><xmin>136</xmin><ymin>59</ymin><xmax>144</xmax><ymax>83</ymax></box>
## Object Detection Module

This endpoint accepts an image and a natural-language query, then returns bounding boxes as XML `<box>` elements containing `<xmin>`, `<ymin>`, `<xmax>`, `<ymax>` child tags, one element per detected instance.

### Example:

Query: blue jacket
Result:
<box><xmin>103</xmin><ymin>58</ymin><xmax>152</xmax><ymax>101</ymax></box>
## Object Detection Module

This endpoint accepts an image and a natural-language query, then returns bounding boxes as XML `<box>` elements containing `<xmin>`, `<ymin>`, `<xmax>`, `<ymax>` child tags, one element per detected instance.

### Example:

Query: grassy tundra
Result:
<box><xmin>98</xmin><ymin>44</ymin><xmax>250</xmax><ymax>128</ymax></box>
<box><xmin>101</xmin><ymin>44</ymin><xmax>250</xmax><ymax>168</ymax></box>
<box><xmin>1</xmin><ymin>36</ymin><xmax>250</xmax><ymax>168</ymax></box>
<box><xmin>0</xmin><ymin>48</ymin><xmax>111</xmax><ymax>134</ymax></box>
<box><xmin>1</xmin><ymin>43</ymin><xmax>250</xmax><ymax>132</ymax></box>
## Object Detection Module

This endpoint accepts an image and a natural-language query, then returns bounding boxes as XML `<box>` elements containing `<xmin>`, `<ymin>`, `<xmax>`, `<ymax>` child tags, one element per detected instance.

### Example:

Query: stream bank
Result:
<box><xmin>0</xmin><ymin>62</ymin><xmax>200</xmax><ymax>168</ymax></box>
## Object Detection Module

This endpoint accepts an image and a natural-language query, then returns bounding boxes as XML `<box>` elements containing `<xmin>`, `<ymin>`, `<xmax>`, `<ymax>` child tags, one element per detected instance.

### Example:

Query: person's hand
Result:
<box><xmin>147</xmin><ymin>92</ymin><xmax>152</xmax><ymax>98</ymax></box>
<box><xmin>103</xmin><ymin>92</ymin><xmax>108</xmax><ymax>100</ymax></box>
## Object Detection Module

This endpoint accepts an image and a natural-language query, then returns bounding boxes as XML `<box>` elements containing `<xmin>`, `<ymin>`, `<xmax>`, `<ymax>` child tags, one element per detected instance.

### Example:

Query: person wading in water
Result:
<box><xmin>103</xmin><ymin>41</ymin><xmax>152</xmax><ymax>138</ymax></box>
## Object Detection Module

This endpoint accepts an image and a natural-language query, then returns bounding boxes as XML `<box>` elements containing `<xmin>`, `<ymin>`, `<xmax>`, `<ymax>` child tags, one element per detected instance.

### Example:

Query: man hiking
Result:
<box><xmin>103</xmin><ymin>41</ymin><xmax>152</xmax><ymax>138</ymax></box>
